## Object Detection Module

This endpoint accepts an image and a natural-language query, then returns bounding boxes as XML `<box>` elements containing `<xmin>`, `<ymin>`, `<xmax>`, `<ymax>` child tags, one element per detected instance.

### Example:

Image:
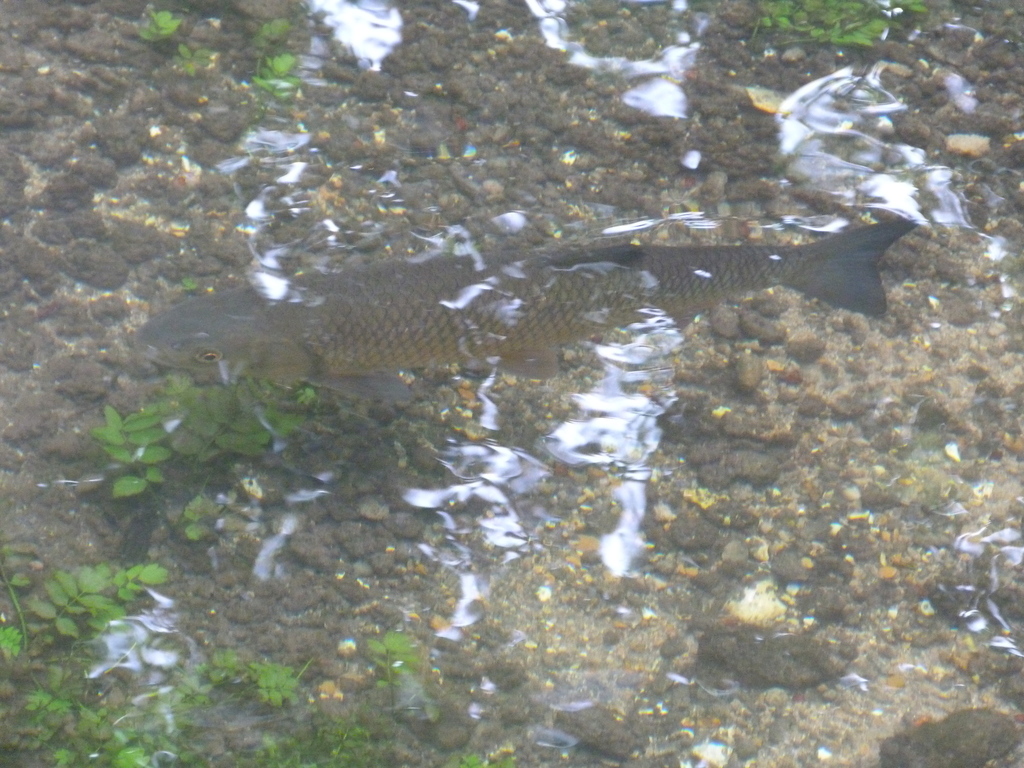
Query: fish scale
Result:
<box><xmin>138</xmin><ymin>220</ymin><xmax>917</xmax><ymax>397</ymax></box>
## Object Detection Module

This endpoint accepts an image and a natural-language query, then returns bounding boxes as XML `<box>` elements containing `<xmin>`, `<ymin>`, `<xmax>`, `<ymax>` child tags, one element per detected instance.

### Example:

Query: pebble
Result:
<box><xmin>945</xmin><ymin>133</ymin><xmax>990</xmax><ymax>157</ymax></box>
<box><xmin>357</xmin><ymin>497</ymin><xmax>390</xmax><ymax>521</ymax></box>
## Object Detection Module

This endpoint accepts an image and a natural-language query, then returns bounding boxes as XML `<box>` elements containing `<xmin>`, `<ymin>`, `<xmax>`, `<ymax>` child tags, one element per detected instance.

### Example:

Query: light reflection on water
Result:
<box><xmin>774</xmin><ymin>63</ymin><xmax>965</xmax><ymax>227</ymax></box>
<box><xmin>404</xmin><ymin>311</ymin><xmax>682</xmax><ymax>639</ymax></box>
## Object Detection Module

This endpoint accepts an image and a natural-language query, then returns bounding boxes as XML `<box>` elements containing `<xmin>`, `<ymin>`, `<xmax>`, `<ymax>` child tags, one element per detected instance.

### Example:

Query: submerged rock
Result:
<box><xmin>553</xmin><ymin>705</ymin><xmax>643</xmax><ymax>760</ymax></box>
<box><xmin>878</xmin><ymin>708</ymin><xmax>1020</xmax><ymax>768</ymax></box>
<box><xmin>696</xmin><ymin>629</ymin><xmax>845</xmax><ymax>689</ymax></box>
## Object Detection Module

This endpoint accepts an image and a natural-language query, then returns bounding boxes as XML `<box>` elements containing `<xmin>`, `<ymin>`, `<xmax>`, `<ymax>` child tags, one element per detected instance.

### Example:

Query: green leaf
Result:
<box><xmin>0</xmin><ymin>627</ymin><xmax>23</xmax><ymax>656</ymax></box>
<box><xmin>88</xmin><ymin>607</ymin><xmax>124</xmax><ymax>630</ymax></box>
<box><xmin>136</xmin><ymin>564</ymin><xmax>168</xmax><ymax>585</ymax></box>
<box><xmin>123</xmin><ymin>412</ymin><xmax>164</xmax><ymax>432</ymax></box>
<box><xmin>128</xmin><ymin>428</ymin><xmax>169</xmax><ymax>447</ymax></box>
<box><xmin>145</xmin><ymin>466</ymin><xmax>165</xmax><ymax>483</ymax></box>
<box><xmin>54</xmin><ymin>616</ymin><xmax>79</xmax><ymax>638</ymax></box>
<box><xmin>44</xmin><ymin>578</ymin><xmax>71</xmax><ymax>607</ymax></box>
<box><xmin>91</xmin><ymin>425</ymin><xmax>126</xmax><ymax>446</ymax></box>
<box><xmin>113</xmin><ymin>746</ymin><xmax>150</xmax><ymax>768</ymax></box>
<box><xmin>103</xmin><ymin>405</ymin><xmax>124</xmax><ymax>431</ymax></box>
<box><xmin>113</xmin><ymin>475</ymin><xmax>149</xmax><ymax>498</ymax></box>
<box><xmin>139</xmin><ymin>445</ymin><xmax>172</xmax><ymax>464</ymax></box>
<box><xmin>77</xmin><ymin>564</ymin><xmax>112</xmax><ymax>594</ymax></box>
<box><xmin>263</xmin><ymin>407</ymin><xmax>305</xmax><ymax>436</ymax></box>
<box><xmin>25</xmin><ymin>689</ymin><xmax>53</xmax><ymax>710</ymax></box>
<box><xmin>103</xmin><ymin>445</ymin><xmax>135</xmax><ymax>463</ymax></box>
<box><xmin>9</xmin><ymin>573</ymin><xmax>30</xmax><ymax>588</ymax></box>
<box><xmin>53</xmin><ymin>570</ymin><xmax>79</xmax><ymax>599</ymax></box>
<box><xmin>215</xmin><ymin>431</ymin><xmax>269</xmax><ymax>455</ymax></box>
<box><xmin>77</xmin><ymin>593</ymin><xmax>116</xmax><ymax>611</ymax></box>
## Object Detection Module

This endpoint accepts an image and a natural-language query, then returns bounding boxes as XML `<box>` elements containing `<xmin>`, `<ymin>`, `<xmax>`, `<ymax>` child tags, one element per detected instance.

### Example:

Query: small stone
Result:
<box><xmin>780</xmin><ymin>46</ymin><xmax>806</xmax><ymax>63</ymax></box>
<box><xmin>945</xmin><ymin>133</ymin><xmax>990</xmax><ymax>157</ymax></box>
<box><xmin>357</xmin><ymin>497</ymin><xmax>390</xmax><ymax>521</ymax></box>
<box><xmin>745</xmin><ymin>86</ymin><xmax>785</xmax><ymax>113</ymax></box>
<box><xmin>709</xmin><ymin>305</ymin><xmax>741</xmax><ymax>338</ymax></box>
<box><xmin>734</xmin><ymin>353</ymin><xmax>763</xmax><ymax>392</ymax></box>
<box><xmin>725</xmin><ymin>579</ymin><xmax>786</xmax><ymax>626</ymax></box>
<box><xmin>786</xmin><ymin>331</ymin><xmax>826</xmax><ymax>362</ymax></box>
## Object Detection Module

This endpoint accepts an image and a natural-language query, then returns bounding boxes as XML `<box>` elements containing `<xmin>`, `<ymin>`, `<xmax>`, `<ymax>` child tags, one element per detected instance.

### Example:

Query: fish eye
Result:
<box><xmin>196</xmin><ymin>349</ymin><xmax>223</xmax><ymax>363</ymax></box>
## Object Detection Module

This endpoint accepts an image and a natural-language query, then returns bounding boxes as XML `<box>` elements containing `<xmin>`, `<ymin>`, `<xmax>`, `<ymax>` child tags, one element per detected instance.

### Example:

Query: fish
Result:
<box><xmin>137</xmin><ymin>219</ymin><xmax>916</xmax><ymax>398</ymax></box>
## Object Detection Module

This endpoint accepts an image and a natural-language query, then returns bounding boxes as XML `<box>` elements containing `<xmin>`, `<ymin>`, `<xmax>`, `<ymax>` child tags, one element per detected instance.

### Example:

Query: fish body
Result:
<box><xmin>138</xmin><ymin>220</ymin><xmax>916</xmax><ymax>394</ymax></box>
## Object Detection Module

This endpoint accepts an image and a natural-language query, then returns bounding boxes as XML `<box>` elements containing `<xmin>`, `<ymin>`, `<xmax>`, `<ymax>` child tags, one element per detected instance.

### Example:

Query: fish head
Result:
<box><xmin>137</xmin><ymin>288</ymin><xmax>313</xmax><ymax>386</ymax></box>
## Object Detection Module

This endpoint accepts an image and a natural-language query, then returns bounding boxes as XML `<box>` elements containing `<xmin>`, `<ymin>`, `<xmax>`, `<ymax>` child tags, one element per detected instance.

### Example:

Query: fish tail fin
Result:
<box><xmin>787</xmin><ymin>219</ymin><xmax>917</xmax><ymax>316</ymax></box>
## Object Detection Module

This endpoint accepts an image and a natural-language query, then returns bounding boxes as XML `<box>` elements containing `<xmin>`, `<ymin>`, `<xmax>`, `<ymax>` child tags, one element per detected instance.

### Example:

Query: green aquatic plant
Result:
<box><xmin>255</xmin><ymin>18</ymin><xmax>293</xmax><ymax>49</ymax></box>
<box><xmin>250</xmin><ymin>660</ymin><xmax>306</xmax><ymax>707</ymax></box>
<box><xmin>757</xmin><ymin>0</ymin><xmax>926</xmax><ymax>46</ymax></box>
<box><xmin>203</xmin><ymin>650</ymin><xmax>306</xmax><ymax>707</ymax></box>
<box><xmin>25</xmin><ymin>562</ymin><xmax>168</xmax><ymax>640</ymax></box>
<box><xmin>174</xmin><ymin>43</ymin><xmax>213</xmax><ymax>76</ymax></box>
<box><xmin>253</xmin><ymin>53</ymin><xmax>301</xmax><ymax>100</ymax></box>
<box><xmin>0</xmin><ymin>545</ymin><xmax>30</xmax><ymax>654</ymax></box>
<box><xmin>23</xmin><ymin>661</ymin><xmax>207</xmax><ymax>766</ymax></box>
<box><xmin>176</xmin><ymin>494</ymin><xmax>222</xmax><ymax>541</ymax></box>
<box><xmin>366</xmin><ymin>631</ymin><xmax>438</xmax><ymax>717</ymax></box>
<box><xmin>367</xmin><ymin>630</ymin><xmax>421</xmax><ymax>690</ymax></box>
<box><xmin>91</xmin><ymin>405</ymin><xmax>172</xmax><ymax>498</ymax></box>
<box><xmin>91</xmin><ymin>378</ymin><xmax>306</xmax><ymax>498</ymax></box>
<box><xmin>139</xmin><ymin>9</ymin><xmax>182</xmax><ymax>41</ymax></box>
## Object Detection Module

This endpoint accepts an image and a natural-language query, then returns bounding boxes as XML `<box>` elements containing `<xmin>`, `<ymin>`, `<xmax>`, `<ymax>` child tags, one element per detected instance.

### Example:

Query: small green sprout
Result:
<box><xmin>206</xmin><ymin>647</ymin><xmax>244</xmax><ymax>685</ymax></box>
<box><xmin>367</xmin><ymin>630</ymin><xmax>420</xmax><ymax>688</ymax></box>
<box><xmin>255</xmin><ymin>18</ymin><xmax>292</xmax><ymax>48</ymax></box>
<box><xmin>253</xmin><ymin>53</ymin><xmax>301</xmax><ymax>100</ymax></box>
<box><xmin>250</xmin><ymin>661</ymin><xmax>302</xmax><ymax>706</ymax></box>
<box><xmin>0</xmin><ymin>546</ymin><xmax>31</xmax><ymax>653</ymax></box>
<box><xmin>174</xmin><ymin>44</ymin><xmax>213</xmax><ymax>76</ymax></box>
<box><xmin>179</xmin><ymin>276</ymin><xmax>198</xmax><ymax>291</ymax></box>
<box><xmin>139</xmin><ymin>9</ymin><xmax>182</xmax><ymax>42</ymax></box>
<box><xmin>178</xmin><ymin>494</ymin><xmax>223</xmax><ymax>541</ymax></box>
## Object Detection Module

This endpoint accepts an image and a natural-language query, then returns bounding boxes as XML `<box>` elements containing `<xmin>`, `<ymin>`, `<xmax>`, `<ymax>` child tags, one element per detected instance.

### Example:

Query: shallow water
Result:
<box><xmin>2</xmin><ymin>1</ymin><xmax>1024</xmax><ymax>766</ymax></box>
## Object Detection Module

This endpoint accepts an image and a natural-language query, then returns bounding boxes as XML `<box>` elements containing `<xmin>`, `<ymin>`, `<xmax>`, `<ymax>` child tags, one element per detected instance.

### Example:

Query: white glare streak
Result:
<box><xmin>252</xmin><ymin>515</ymin><xmax>298</xmax><ymax>581</ymax></box>
<box><xmin>308</xmin><ymin>0</ymin><xmax>403</xmax><ymax>71</ymax></box>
